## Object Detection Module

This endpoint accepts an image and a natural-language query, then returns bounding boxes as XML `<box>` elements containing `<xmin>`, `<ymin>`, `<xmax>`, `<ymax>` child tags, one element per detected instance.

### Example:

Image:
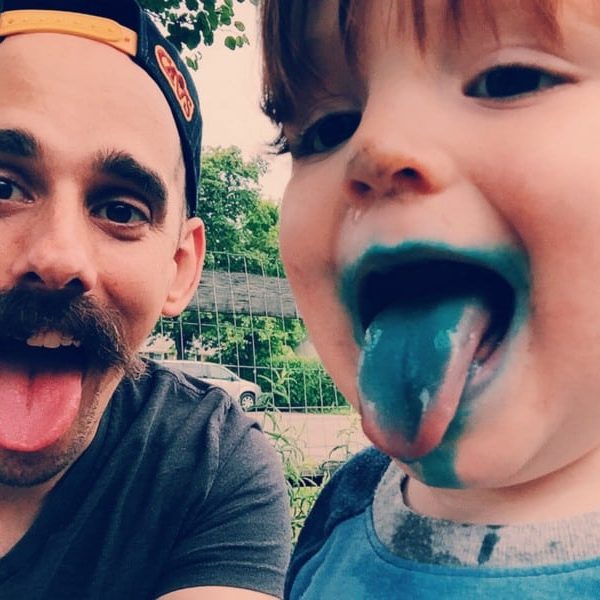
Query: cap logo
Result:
<box><xmin>155</xmin><ymin>45</ymin><xmax>195</xmax><ymax>122</ymax></box>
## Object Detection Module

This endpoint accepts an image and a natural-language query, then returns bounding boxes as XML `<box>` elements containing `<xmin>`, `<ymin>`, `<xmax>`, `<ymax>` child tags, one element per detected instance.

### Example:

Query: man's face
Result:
<box><xmin>0</xmin><ymin>33</ymin><xmax>203</xmax><ymax>486</ymax></box>
<box><xmin>279</xmin><ymin>0</ymin><xmax>600</xmax><ymax>492</ymax></box>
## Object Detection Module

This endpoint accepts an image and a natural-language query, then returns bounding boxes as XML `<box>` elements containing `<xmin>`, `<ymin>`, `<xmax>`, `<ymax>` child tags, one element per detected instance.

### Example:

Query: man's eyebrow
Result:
<box><xmin>0</xmin><ymin>129</ymin><xmax>39</xmax><ymax>158</ymax></box>
<box><xmin>94</xmin><ymin>151</ymin><xmax>168</xmax><ymax>210</ymax></box>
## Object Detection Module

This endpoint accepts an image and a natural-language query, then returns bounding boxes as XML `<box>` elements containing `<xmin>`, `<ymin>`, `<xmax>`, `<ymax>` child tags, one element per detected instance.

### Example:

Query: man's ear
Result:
<box><xmin>161</xmin><ymin>217</ymin><xmax>205</xmax><ymax>317</ymax></box>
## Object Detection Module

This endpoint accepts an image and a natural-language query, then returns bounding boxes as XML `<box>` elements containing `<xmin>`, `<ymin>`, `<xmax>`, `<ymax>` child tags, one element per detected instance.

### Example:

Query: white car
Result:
<box><xmin>159</xmin><ymin>360</ymin><xmax>262</xmax><ymax>410</ymax></box>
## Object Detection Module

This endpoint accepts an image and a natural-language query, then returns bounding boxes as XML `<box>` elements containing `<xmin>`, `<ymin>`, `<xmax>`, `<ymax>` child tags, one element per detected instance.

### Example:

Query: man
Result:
<box><xmin>0</xmin><ymin>1</ymin><xmax>290</xmax><ymax>598</ymax></box>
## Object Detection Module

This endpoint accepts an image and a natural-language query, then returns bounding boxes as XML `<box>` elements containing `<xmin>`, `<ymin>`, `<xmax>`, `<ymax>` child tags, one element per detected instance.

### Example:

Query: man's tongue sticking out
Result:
<box><xmin>0</xmin><ymin>334</ymin><xmax>83</xmax><ymax>452</ymax></box>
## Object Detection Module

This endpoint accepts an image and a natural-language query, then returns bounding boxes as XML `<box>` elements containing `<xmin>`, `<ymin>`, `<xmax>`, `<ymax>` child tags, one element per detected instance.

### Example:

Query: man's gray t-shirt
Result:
<box><xmin>0</xmin><ymin>361</ymin><xmax>291</xmax><ymax>599</ymax></box>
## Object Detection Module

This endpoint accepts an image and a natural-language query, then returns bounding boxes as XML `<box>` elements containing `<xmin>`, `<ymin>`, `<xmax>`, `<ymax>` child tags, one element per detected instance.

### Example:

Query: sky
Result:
<box><xmin>192</xmin><ymin>1</ymin><xmax>291</xmax><ymax>203</ymax></box>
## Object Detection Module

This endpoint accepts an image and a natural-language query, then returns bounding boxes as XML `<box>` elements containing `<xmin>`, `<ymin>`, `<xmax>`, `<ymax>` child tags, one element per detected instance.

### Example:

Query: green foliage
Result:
<box><xmin>139</xmin><ymin>0</ymin><xmax>253</xmax><ymax>56</ymax></box>
<box><xmin>199</xmin><ymin>147</ymin><xmax>284</xmax><ymax>276</ymax></box>
<box><xmin>260</xmin><ymin>357</ymin><xmax>350</xmax><ymax>410</ymax></box>
<box><xmin>259</xmin><ymin>404</ymin><xmax>320</xmax><ymax>543</ymax></box>
<box><xmin>154</xmin><ymin>309</ymin><xmax>306</xmax><ymax>375</ymax></box>
<box><xmin>259</xmin><ymin>399</ymin><xmax>359</xmax><ymax>543</ymax></box>
<box><xmin>151</xmin><ymin>146</ymin><xmax>292</xmax><ymax>368</ymax></box>
<box><xmin>197</xmin><ymin>312</ymin><xmax>306</xmax><ymax>377</ymax></box>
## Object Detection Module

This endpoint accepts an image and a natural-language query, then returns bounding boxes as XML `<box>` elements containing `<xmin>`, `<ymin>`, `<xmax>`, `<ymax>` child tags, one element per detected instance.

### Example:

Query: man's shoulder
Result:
<box><xmin>105</xmin><ymin>359</ymin><xmax>263</xmax><ymax>484</ymax></box>
<box><xmin>122</xmin><ymin>359</ymin><xmax>222</xmax><ymax>405</ymax></box>
<box><xmin>115</xmin><ymin>359</ymin><xmax>243</xmax><ymax>430</ymax></box>
<box><xmin>15</xmin><ymin>361</ymin><xmax>288</xmax><ymax>599</ymax></box>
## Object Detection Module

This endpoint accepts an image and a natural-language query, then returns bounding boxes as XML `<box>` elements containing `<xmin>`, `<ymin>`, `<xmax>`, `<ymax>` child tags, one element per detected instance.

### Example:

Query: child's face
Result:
<box><xmin>278</xmin><ymin>0</ymin><xmax>600</xmax><ymax>489</ymax></box>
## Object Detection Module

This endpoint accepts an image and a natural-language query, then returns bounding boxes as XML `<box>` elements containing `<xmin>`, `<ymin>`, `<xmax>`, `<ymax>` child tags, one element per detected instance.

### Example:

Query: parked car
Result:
<box><xmin>159</xmin><ymin>360</ymin><xmax>262</xmax><ymax>410</ymax></box>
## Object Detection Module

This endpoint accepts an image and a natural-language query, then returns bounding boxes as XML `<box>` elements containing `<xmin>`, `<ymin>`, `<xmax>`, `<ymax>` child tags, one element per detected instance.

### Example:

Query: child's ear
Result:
<box><xmin>161</xmin><ymin>216</ymin><xmax>205</xmax><ymax>317</ymax></box>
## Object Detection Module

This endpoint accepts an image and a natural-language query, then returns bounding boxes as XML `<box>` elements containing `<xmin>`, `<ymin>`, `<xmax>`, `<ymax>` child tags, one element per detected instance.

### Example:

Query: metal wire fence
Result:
<box><xmin>144</xmin><ymin>251</ymin><xmax>349</xmax><ymax>413</ymax></box>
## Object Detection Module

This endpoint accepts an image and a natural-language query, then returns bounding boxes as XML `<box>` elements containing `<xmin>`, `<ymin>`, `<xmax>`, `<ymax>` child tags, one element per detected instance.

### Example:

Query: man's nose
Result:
<box><xmin>343</xmin><ymin>101</ymin><xmax>458</xmax><ymax>205</ymax></box>
<box><xmin>10</xmin><ymin>202</ymin><xmax>98</xmax><ymax>294</ymax></box>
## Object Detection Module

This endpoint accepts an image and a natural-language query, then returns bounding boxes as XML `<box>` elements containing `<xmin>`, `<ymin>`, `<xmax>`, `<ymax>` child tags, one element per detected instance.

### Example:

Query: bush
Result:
<box><xmin>259</xmin><ymin>357</ymin><xmax>349</xmax><ymax>411</ymax></box>
<box><xmin>258</xmin><ymin>400</ymin><xmax>358</xmax><ymax>543</ymax></box>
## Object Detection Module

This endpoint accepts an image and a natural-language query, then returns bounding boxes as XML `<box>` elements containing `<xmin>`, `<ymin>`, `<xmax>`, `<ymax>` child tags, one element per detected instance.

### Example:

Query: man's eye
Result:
<box><xmin>465</xmin><ymin>65</ymin><xmax>568</xmax><ymax>100</ymax></box>
<box><xmin>94</xmin><ymin>201</ymin><xmax>149</xmax><ymax>224</ymax></box>
<box><xmin>0</xmin><ymin>177</ymin><xmax>27</xmax><ymax>202</ymax></box>
<box><xmin>291</xmin><ymin>112</ymin><xmax>361</xmax><ymax>157</ymax></box>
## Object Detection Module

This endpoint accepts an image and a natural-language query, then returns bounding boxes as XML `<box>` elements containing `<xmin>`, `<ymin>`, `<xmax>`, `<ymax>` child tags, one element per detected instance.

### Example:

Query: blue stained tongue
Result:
<box><xmin>358</xmin><ymin>294</ymin><xmax>490</xmax><ymax>460</ymax></box>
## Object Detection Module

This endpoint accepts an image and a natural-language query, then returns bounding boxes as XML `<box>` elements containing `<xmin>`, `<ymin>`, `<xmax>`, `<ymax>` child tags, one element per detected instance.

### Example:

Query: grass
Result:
<box><xmin>259</xmin><ymin>399</ymin><xmax>359</xmax><ymax>543</ymax></box>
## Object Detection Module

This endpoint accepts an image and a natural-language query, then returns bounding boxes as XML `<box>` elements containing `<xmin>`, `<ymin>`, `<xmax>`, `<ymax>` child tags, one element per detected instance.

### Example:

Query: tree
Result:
<box><xmin>198</xmin><ymin>146</ymin><xmax>284</xmax><ymax>275</ymax></box>
<box><xmin>241</xmin><ymin>201</ymin><xmax>282</xmax><ymax>275</ymax></box>
<box><xmin>151</xmin><ymin>145</ymin><xmax>291</xmax><ymax>362</ymax></box>
<box><xmin>139</xmin><ymin>0</ymin><xmax>254</xmax><ymax>62</ymax></box>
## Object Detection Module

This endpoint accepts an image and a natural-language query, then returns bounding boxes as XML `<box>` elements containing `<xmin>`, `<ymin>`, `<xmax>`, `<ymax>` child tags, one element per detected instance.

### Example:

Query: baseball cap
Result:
<box><xmin>0</xmin><ymin>0</ymin><xmax>202</xmax><ymax>216</ymax></box>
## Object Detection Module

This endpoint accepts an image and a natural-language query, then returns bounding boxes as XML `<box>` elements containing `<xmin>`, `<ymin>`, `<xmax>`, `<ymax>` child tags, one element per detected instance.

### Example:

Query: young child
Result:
<box><xmin>260</xmin><ymin>0</ymin><xmax>600</xmax><ymax>597</ymax></box>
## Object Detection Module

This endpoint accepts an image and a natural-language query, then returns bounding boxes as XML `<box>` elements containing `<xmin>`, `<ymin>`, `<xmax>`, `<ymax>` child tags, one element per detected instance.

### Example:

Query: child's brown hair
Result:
<box><xmin>260</xmin><ymin>0</ymin><xmax>559</xmax><ymax>126</ymax></box>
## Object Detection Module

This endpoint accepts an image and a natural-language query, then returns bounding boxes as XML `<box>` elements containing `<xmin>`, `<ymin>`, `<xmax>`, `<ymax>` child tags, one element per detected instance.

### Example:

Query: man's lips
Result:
<box><xmin>0</xmin><ymin>287</ymin><xmax>133</xmax><ymax>373</ymax></box>
<box><xmin>339</xmin><ymin>241</ymin><xmax>531</xmax><ymax>461</ymax></box>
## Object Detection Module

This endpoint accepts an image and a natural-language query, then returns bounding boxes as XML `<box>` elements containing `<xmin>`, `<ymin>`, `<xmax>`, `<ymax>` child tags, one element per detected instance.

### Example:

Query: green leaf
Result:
<box><xmin>185</xmin><ymin>55</ymin><xmax>199</xmax><ymax>70</ymax></box>
<box><xmin>224</xmin><ymin>36</ymin><xmax>237</xmax><ymax>50</ymax></box>
<box><xmin>207</xmin><ymin>9</ymin><xmax>219</xmax><ymax>28</ymax></box>
<box><xmin>140</xmin><ymin>0</ymin><xmax>250</xmax><ymax>53</ymax></box>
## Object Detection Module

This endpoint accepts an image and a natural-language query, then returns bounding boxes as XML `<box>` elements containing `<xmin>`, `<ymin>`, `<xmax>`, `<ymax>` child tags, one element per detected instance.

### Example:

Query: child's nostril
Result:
<box><xmin>401</xmin><ymin>167</ymin><xmax>419</xmax><ymax>179</ymax></box>
<box><xmin>351</xmin><ymin>180</ymin><xmax>372</xmax><ymax>196</ymax></box>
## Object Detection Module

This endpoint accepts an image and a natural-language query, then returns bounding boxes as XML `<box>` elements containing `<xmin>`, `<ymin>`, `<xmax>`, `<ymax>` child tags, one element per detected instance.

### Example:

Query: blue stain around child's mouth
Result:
<box><xmin>339</xmin><ymin>241</ymin><xmax>530</xmax><ymax>477</ymax></box>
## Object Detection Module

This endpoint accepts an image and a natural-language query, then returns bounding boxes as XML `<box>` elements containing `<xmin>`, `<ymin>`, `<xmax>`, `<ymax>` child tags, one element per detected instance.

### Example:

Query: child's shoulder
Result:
<box><xmin>287</xmin><ymin>447</ymin><xmax>390</xmax><ymax>589</ymax></box>
<box><xmin>321</xmin><ymin>445</ymin><xmax>392</xmax><ymax>525</ymax></box>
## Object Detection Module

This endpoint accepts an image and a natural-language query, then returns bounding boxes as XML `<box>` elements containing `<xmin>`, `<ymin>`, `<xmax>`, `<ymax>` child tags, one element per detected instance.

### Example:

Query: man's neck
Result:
<box><xmin>0</xmin><ymin>475</ymin><xmax>61</xmax><ymax>558</ymax></box>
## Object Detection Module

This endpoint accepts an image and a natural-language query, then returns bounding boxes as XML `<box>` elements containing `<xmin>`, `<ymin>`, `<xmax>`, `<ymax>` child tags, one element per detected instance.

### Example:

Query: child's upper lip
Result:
<box><xmin>338</xmin><ymin>240</ymin><xmax>531</xmax><ymax>345</ymax></box>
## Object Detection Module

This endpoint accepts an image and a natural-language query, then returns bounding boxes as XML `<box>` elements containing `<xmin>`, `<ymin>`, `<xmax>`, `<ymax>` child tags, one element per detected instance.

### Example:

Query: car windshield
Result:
<box><xmin>209</xmin><ymin>365</ymin><xmax>235</xmax><ymax>380</ymax></box>
<box><xmin>166</xmin><ymin>362</ymin><xmax>236</xmax><ymax>381</ymax></box>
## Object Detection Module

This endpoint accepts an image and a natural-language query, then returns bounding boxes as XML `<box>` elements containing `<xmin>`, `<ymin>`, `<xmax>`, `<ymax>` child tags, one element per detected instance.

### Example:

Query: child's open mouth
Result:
<box><xmin>340</xmin><ymin>243</ymin><xmax>530</xmax><ymax>461</ymax></box>
<box><xmin>0</xmin><ymin>333</ymin><xmax>87</xmax><ymax>453</ymax></box>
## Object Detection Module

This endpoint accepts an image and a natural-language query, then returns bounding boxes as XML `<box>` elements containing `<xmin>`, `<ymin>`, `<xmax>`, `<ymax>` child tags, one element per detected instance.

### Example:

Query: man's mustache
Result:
<box><xmin>0</xmin><ymin>287</ymin><xmax>142</xmax><ymax>375</ymax></box>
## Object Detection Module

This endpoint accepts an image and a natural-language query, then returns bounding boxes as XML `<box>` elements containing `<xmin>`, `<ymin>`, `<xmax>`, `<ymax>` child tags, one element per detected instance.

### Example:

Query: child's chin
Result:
<box><xmin>391</xmin><ymin>433</ymin><xmax>537</xmax><ymax>492</ymax></box>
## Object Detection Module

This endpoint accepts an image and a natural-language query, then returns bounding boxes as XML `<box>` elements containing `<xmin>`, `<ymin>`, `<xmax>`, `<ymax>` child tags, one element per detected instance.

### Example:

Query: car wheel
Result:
<box><xmin>239</xmin><ymin>392</ymin><xmax>256</xmax><ymax>410</ymax></box>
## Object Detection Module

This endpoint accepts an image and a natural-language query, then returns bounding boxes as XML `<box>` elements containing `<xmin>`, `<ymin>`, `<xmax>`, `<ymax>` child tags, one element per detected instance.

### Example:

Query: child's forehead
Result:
<box><xmin>324</xmin><ymin>0</ymin><xmax>562</xmax><ymax>59</ymax></box>
<box><xmin>297</xmin><ymin>0</ymin><xmax>566</xmax><ymax>101</ymax></box>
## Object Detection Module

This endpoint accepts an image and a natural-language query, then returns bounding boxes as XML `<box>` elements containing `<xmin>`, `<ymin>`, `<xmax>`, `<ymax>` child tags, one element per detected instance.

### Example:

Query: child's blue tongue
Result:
<box><xmin>358</xmin><ymin>295</ymin><xmax>490</xmax><ymax>460</ymax></box>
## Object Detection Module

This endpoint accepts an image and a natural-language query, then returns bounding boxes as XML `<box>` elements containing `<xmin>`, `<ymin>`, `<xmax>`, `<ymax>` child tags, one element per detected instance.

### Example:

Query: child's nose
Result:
<box><xmin>343</xmin><ymin>122</ymin><xmax>457</xmax><ymax>205</ymax></box>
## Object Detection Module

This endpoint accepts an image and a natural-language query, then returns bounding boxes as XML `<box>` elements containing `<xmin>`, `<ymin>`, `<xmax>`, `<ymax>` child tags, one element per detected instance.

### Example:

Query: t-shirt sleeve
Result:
<box><xmin>156</xmin><ymin>404</ymin><xmax>291</xmax><ymax>599</ymax></box>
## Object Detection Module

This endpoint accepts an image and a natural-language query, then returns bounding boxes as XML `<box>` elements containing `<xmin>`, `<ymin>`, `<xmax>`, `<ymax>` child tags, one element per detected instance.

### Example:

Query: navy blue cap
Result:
<box><xmin>0</xmin><ymin>0</ymin><xmax>202</xmax><ymax>216</ymax></box>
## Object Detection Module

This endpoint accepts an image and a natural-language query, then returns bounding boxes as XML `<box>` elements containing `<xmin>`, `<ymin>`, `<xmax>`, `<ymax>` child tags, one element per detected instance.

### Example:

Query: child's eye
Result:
<box><xmin>290</xmin><ymin>111</ymin><xmax>361</xmax><ymax>158</ymax></box>
<box><xmin>465</xmin><ymin>65</ymin><xmax>569</xmax><ymax>100</ymax></box>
